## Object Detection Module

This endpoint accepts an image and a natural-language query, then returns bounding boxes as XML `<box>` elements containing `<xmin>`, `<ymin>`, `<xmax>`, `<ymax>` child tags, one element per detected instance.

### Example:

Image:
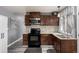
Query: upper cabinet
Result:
<box><xmin>25</xmin><ymin>12</ymin><xmax>59</xmax><ymax>26</ymax></box>
<box><xmin>40</xmin><ymin>15</ymin><xmax>48</xmax><ymax>25</ymax></box>
<box><xmin>40</xmin><ymin>15</ymin><xmax>59</xmax><ymax>26</ymax></box>
<box><xmin>30</xmin><ymin>12</ymin><xmax>40</xmax><ymax>18</ymax></box>
<box><xmin>25</xmin><ymin>15</ymin><xmax>30</xmax><ymax>26</ymax></box>
<box><xmin>50</xmin><ymin>16</ymin><xmax>59</xmax><ymax>26</ymax></box>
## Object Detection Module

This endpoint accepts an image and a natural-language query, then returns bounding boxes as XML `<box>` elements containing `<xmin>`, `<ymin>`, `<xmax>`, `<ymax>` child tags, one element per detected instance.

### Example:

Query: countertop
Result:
<box><xmin>52</xmin><ymin>33</ymin><xmax>77</xmax><ymax>40</ymax></box>
<box><xmin>23</xmin><ymin>32</ymin><xmax>77</xmax><ymax>40</ymax></box>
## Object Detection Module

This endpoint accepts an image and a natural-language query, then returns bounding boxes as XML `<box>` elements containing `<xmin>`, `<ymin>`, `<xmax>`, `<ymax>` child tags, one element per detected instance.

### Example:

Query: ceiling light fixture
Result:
<box><xmin>57</xmin><ymin>6</ymin><xmax>60</xmax><ymax>17</ymax></box>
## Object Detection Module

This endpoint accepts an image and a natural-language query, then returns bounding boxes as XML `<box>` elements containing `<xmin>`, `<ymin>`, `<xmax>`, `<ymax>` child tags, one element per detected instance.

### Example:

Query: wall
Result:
<box><xmin>8</xmin><ymin>16</ymin><xmax>24</xmax><ymax>45</ymax></box>
<box><xmin>0</xmin><ymin>7</ymin><xmax>25</xmax><ymax>46</ymax></box>
<box><xmin>24</xmin><ymin>25</ymin><xmax>58</xmax><ymax>34</ymax></box>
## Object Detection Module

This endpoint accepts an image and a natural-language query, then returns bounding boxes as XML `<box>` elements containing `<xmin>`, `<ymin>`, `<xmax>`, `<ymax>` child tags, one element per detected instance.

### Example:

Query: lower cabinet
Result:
<box><xmin>23</xmin><ymin>34</ymin><xmax>28</xmax><ymax>45</ymax></box>
<box><xmin>60</xmin><ymin>40</ymin><xmax>77</xmax><ymax>53</ymax></box>
<box><xmin>55</xmin><ymin>39</ymin><xmax>61</xmax><ymax>53</ymax></box>
<box><xmin>23</xmin><ymin>34</ymin><xmax>77</xmax><ymax>53</ymax></box>
<box><xmin>23</xmin><ymin>34</ymin><xmax>53</xmax><ymax>45</ymax></box>
<box><xmin>41</xmin><ymin>34</ymin><xmax>48</xmax><ymax>45</ymax></box>
<box><xmin>41</xmin><ymin>34</ymin><xmax>53</xmax><ymax>45</ymax></box>
<box><xmin>52</xmin><ymin>34</ymin><xmax>77</xmax><ymax>53</ymax></box>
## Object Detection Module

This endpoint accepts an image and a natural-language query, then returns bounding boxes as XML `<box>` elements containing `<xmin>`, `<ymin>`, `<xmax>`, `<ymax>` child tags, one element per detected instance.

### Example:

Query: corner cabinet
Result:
<box><xmin>60</xmin><ymin>40</ymin><xmax>77</xmax><ymax>53</ymax></box>
<box><xmin>52</xmin><ymin>34</ymin><xmax>77</xmax><ymax>53</ymax></box>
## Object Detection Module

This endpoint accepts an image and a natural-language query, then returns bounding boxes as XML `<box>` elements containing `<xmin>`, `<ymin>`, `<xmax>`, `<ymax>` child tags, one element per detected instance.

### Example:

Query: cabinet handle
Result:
<box><xmin>1</xmin><ymin>33</ymin><xmax>4</xmax><ymax>39</ymax></box>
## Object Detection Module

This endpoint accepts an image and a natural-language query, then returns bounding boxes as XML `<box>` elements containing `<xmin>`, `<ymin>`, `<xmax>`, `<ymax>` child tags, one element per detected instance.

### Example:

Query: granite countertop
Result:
<box><xmin>52</xmin><ymin>33</ymin><xmax>77</xmax><ymax>40</ymax></box>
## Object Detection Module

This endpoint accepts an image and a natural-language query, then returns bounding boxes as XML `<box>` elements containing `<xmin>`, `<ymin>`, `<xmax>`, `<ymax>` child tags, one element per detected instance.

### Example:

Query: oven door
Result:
<box><xmin>28</xmin><ymin>35</ymin><xmax>40</xmax><ymax>47</ymax></box>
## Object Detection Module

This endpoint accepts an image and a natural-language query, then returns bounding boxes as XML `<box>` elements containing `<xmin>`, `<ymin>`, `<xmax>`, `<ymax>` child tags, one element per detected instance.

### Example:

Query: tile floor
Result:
<box><xmin>8</xmin><ymin>45</ymin><xmax>55</xmax><ymax>53</ymax></box>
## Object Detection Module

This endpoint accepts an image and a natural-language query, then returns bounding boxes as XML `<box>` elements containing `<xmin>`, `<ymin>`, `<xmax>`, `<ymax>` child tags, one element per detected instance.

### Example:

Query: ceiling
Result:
<box><xmin>0</xmin><ymin>6</ymin><xmax>66</xmax><ymax>15</ymax></box>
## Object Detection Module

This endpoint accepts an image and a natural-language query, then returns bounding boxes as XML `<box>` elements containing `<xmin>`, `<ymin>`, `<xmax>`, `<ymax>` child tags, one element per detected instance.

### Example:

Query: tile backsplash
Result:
<box><xmin>24</xmin><ymin>25</ymin><xmax>58</xmax><ymax>34</ymax></box>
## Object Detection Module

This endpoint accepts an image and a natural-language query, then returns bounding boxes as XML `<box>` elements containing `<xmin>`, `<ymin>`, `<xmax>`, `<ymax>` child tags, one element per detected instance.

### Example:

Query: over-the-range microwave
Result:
<box><xmin>30</xmin><ymin>18</ymin><xmax>40</xmax><ymax>25</ymax></box>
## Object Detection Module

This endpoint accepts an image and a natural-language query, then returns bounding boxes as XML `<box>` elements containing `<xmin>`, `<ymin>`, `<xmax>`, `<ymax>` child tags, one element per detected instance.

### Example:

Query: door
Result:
<box><xmin>0</xmin><ymin>15</ymin><xmax>3</xmax><ymax>53</ymax></box>
<box><xmin>0</xmin><ymin>15</ymin><xmax>8</xmax><ymax>53</ymax></box>
<box><xmin>77</xmin><ymin>7</ymin><xmax>79</xmax><ymax>53</ymax></box>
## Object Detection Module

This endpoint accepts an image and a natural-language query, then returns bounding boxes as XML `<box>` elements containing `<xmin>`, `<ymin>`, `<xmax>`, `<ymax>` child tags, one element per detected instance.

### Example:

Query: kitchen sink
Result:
<box><xmin>57</xmin><ymin>35</ymin><xmax>66</xmax><ymax>38</ymax></box>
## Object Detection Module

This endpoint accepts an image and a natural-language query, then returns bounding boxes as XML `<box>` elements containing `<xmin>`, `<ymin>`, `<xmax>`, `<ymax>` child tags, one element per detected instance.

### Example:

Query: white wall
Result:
<box><xmin>0</xmin><ymin>7</ymin><xmax>25</xmax><ymax>46</ymax></box>
<box><xmin>24</xmin><ymin>25</ymin><xmax>58</xmax><ymax>34</ymax></box>
<box><xmin>8</xmin><ymin>16</ymin><xmax>25</xmax><ymax>45</ymax></box>
<box><xmin>8</xmin><ymin>16</ymin><xmax>25</xmax><ymax>49</ymax></box>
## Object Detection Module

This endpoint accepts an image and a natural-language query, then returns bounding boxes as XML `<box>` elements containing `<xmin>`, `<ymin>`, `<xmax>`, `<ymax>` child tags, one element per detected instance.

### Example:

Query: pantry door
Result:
<box><xmin>0</xmin><ymin>15</ymin><xmax>8</xmax><ymax>53</ymax></box>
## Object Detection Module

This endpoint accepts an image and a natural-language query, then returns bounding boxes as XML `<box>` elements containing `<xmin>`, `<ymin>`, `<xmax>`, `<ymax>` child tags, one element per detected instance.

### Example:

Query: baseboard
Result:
<box><xmin>8</xmin><ymin>37</ymin><xmax>22</xmax><ymax>47</ymax></box>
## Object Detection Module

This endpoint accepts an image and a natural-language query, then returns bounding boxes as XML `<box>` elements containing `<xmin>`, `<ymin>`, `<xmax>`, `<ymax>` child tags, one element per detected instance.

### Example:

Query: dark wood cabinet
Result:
<box><xmin>25</xmin><ymin>12</ymin><xmax>40</xmax><ymax>26</ymax></box>
<box><xmin>25</xmin><ymin>15</ymin><xmax>30</xmax><ymax>26</ymax></box>
<box><xmin>40</xmin><ymin>15</ymin><xmax>51</xmax><ymax>25</ymax></box>
<box><xmin>40</xmin><ymin>15</ymin><xmax>59</xmax><ymax>26</ymax></box>
<box><xmin>47</xmin><ymin>34</ymin><xmax>53</xmax><ymax>45</ymax></box>
<box><xmin>52</xmin><ymin>34</ymin><xmax>77</xmax><ymax>53</ymax></box>
<box><xmin>40</xmin><ymin>15</ymin><xmax>47</xmax><ymax>25</ymax></box>
<box><xmin>25</xmin><ymin>12</ymin><xmax>59</xmax><ymax>26</ymax></box>
<box><xmin>60</xmin><ymin>40</ymin><xmax>77</xmax><ymax>53</ymax></box>
<box><xmin>41</xmin><ymin>34</ymin><xmax>53</xmax><ymax>45</ymax></box>
<box><xmin>23</xmin><ymin>34</ymin><xmax>28</xmax><ymax>45</ymax></box>
<box><xmin>30</xmin><ymin>12</ymin><xmax>40</xmax><ymax>18</ymax></box>
<box><xmin>54</xmin><ymin>38</ymin><xmax>61</xmax><ymax>53</ymax></box>
<box><xmin>23</xmin><ymin>34</ymin><xmax>77</xmax><ymax>53</ymax></box>
<box><xmin>41</xmin><ymin>34</ymin><xmax>48</xmax><ymax>45</ymax></box>
<box><xmin>50</xmin><ymin>16</ymin><xmax>59</xmax><ymax>26</ymax></box>
<box><xmin>23</xmin><ymin>34</ymin><xmax>53</xmax><ymax>45</ymax></box>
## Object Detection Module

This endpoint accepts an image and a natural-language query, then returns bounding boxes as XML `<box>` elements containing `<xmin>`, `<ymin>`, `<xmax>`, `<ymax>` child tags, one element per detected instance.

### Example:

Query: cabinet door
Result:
<box><xmin>61</xmin><ymin>40</ymin><xmax>77</xmax><ymax>53</ymax></box>
<box><xmin>47</xmin><ymin>35</ymin><xmax>53</xmax><ymax>45</ymax></box>
<box><xmin>50</xmin><ymin>16</ymin><xmax>59</xmax><ymax>26</ymax></box>
<box><xmin>53</xmin><ymin>36</ymin><xmax>61</xmax><ymax>53</ymax></box>
<box><xmin>25</xmin><ymin>15</ymin><xmax>30</xmax><ymax>25</ymax></box>
<box><xmin>51</xmin><ymin>35</ymin><xmax>57</xmax><ymax>45</ymax></box>
<box><xmin>23</xmin><ymin>34</ymin><xmax>28</xmax><ymax>45</ymax></box>
<box><xmin>41</xmin><ymin>15</ymin><xmax>46</xmax><ymax>25</ymax></box>
<box><xmin>41</xmin><ymin>34</ymin><xmax>48</xmax><ymax>45</ymax></box>
<box><xmin>41</xmin><ymin>15</ymin><xmax>50</xmax><ymax>25</ymax></box>
<box><xmin>0</xmin><ymin>15</ymin><xmax>8</xmax><ymax>53</ymax></box>
<box><xmin>41</xmin><ymin>15</ymin><xmax>59</xmax><ymax>26</ymax></box>
<box><xmin>56</xmin><ymin>42</ymin><xmax>61</xmax><ymax>53</ymax></box>
<box><xmin>41</xmin><ymin>34</ymin><xmax>53</xmax><ymax>45</ymax></box>
<box><xmin>45</xmin><ymin>15</ymin><xmax>50</xmax><ymax>25</ymax></box>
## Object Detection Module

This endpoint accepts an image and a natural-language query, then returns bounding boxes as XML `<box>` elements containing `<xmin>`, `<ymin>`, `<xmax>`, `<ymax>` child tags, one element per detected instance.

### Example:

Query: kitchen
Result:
<box><xmin>0</xmin><ymin>6</ymin><xmax>78</xmax><ymax>53</ymax></box>
<box><xmin>23</xmin><ymin>6</ymin><xmax>77</xmax><ymax>53</ymax></box>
